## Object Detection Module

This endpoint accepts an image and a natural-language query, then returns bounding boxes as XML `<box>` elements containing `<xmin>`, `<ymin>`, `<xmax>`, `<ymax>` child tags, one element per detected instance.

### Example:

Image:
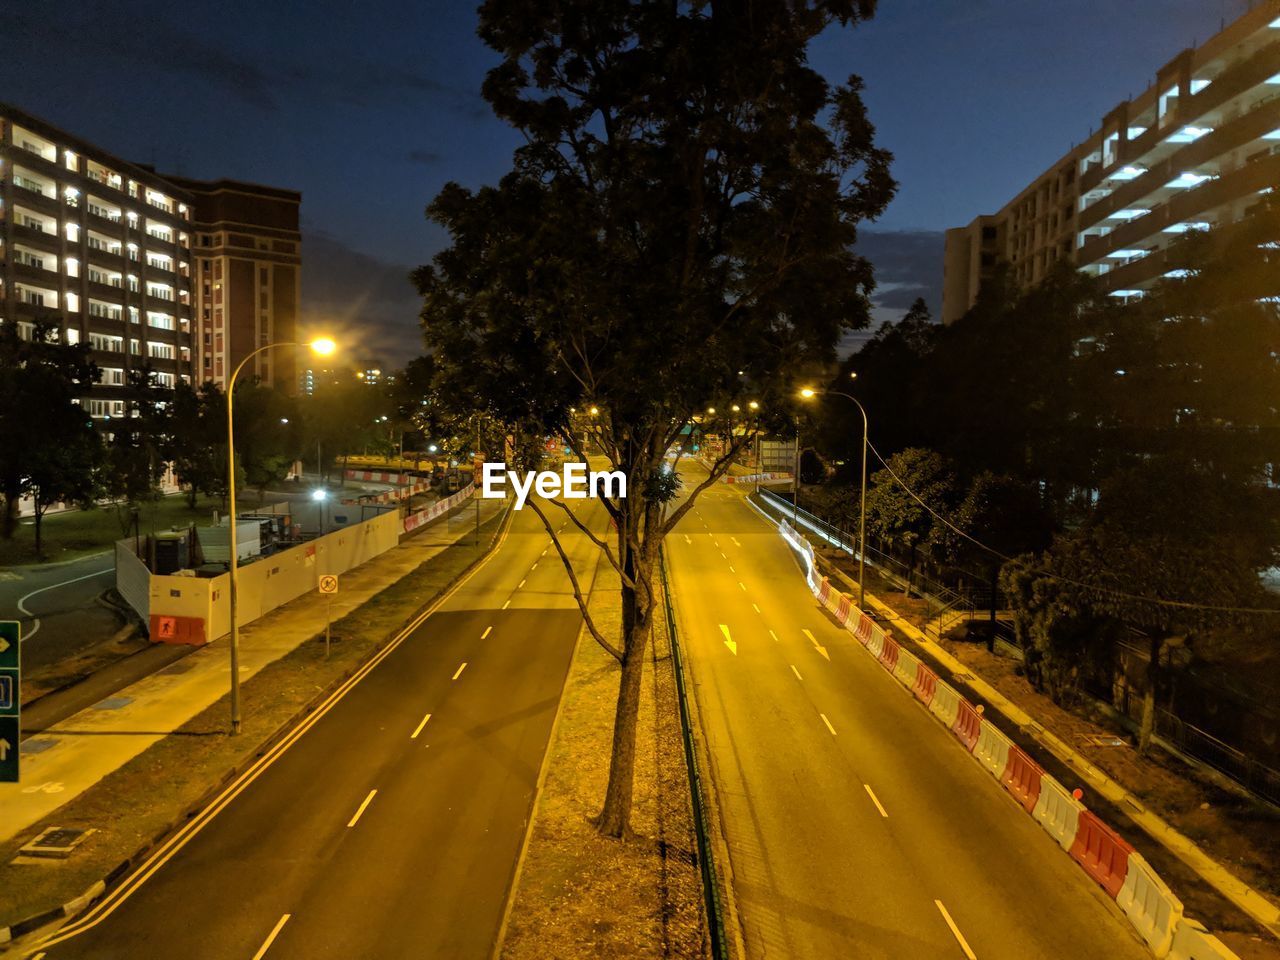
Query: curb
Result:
<box><xmin>0</xmin><ymin>504</ymin><xmax>511</xmax><ymax>952</ymax></box>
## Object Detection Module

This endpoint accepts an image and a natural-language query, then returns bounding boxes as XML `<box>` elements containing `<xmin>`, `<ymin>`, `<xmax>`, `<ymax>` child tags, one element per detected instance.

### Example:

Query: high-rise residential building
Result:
<box><xmin>165</xmin><ymin>177</ymin><xmax>301</xmax><ymax>391</ymax></box>
<box><xmin>0</xmin><ymin>102</ymin><xmax>195</xmax><ymax>418</ymax></box>
<box><xmin>943</xmin><ymin>1</ymin><xmax>1280</xmax><ymax>323</ymax></box>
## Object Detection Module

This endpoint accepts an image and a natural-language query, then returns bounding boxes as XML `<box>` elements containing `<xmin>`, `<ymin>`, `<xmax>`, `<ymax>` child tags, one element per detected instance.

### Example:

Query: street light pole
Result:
<box><xmin>225</xmin><ymin>337</ymin><xmax>335</xmax><ymax>735</ymax></box>
<box><xmin>793</xmin><ymin>415</ymin><xmax>801</xmax><ymax>526</ymax></box>
<box><xmin>800</xmin><ymin>385</ymin><xmax>870</xmax><ymax>611</ymax></box>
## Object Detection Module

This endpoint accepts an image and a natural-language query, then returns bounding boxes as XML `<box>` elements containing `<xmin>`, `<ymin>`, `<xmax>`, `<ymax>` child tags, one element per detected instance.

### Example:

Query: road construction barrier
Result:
<box><xmin>852</xmin><ymin>613</ymin><xmax>872</xmax><ymax>644</ymax></box>
<box><xmin>894</xmin><ymin>649</ymin><xmax>919</xmax><ymax>687</ymax></box>
<box><xmin>1118</xmin><ymin>852</ymin><xmax>1184</xmax><ymax>957</ymax></box>
<box><xmin>722</xmin><ymin>471</ymin><xmax>792</xmax><ymax>484</ymax></box>
<box><xmin>1000</xmin><ymin>744</ymin><xmax>1043</xmax><ymax>812</ymax></box>
<box><xmin>835</xmin><ymin>595</ymin><xmax>853</xmax><ymax>625</ymax></box>
<box><xmin>1032</xmin><ymin>776</ymin><xmax>1086</xmax><ymax>852</ymax></box>
<box><xmin>912</xmin><ymin>664</ymin><xmax>937</xmax><ymax>706</ymax></box>
<box><xmin>930</xmin><ymin>681</ymin><xmax>962</xmax><ymax>728</ymax></box>
<box><xmin>953</xmin><ymin>699</ymin><xmax>982</xmax><ymax>752</ymax></box>
<box><xmin>1070</xmin><ymin>810</ymin><xmax>1134</xmax><ymax>898</ymax></box>
<box><xmin>973</xmin><ymin>722</ymin><xmax>1013</xmax><ymax>780</ymax></box>
<box><xmin>866</xmin><ymin>626</ymin><xmax>886</xmax><ymax>659</ymax></box>
<box><xmin>879</xmin><ymin>636</ymin><xmax>900</xmax><ymax>670</ymax></box>
<box><xmin>817</xmin><ymin>578</ymin><xmax>832</xmax><ymax>605</ymax></box>
<box><xmin>1168</xmin><ymin>918</ymin><xmax>1242</xmax><ymax>960</ymax></box>
<box><xmin>402</xmin><ymin>483</ymin><xmax>476</xmax><ymax>535</ymax></box>
<box><xmin>149</xmin><ymin>614</ymin><xmax>206</xmax><ymax>645</ymax></box>
<box><xmin>345</xmin><ymin>469</ymin><xmax>413</xmax><ymax>485</ymax></box>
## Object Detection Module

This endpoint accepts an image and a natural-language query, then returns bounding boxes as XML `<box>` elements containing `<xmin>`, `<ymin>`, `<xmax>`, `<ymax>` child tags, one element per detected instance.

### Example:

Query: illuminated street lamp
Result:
<box><xmin>225</xmin><ymin>336</ymin><xmax>336</xmax><ymax>734</ymax></box>
<box><xmin>800</xmin><ymin>373</ymin><xmax>869</xmax><ymax>610</ymax></box>
<box><xmin>311</xmin><ymin>487</ymin><xmax>329</xmax><ymax>535</ymax></box>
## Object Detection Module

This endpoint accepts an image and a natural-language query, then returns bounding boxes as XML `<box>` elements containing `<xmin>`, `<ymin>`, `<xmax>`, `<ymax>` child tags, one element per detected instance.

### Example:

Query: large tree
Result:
<box><xmin>416</xmin><ymin>0</ymin><xmax>893</xmax><ymax>835</ymax></box>
<box><xmin>0</xmin><ymin>320</ymin><xmax>101</xmax><ymax>542</ymax></box>
<box><xmin>863</xmin><ymin>447</ymin><xmax>956</xmax><ymax>598</ymax></box>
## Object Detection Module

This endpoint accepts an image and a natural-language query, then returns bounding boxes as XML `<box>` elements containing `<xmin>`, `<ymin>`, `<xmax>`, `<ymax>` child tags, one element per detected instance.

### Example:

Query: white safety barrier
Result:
<box><xmin>402</xmin><ymin>483</ymin><xmax>477</xmax><ymax>535</ymax></box>
<box><xmin>1168</xmin><ymin>919</ymin><xmax>1242</xmax><ymax>960</ymax></box>
<box><xmin>866</xmin><ymin>628</ymin><xmax>886</xmax><ymax>659</ymax></box>
<box><xmin>1117</xmin><ymin>852</ymin><xmax>1185</xmax><ymax>958</ymax></box>
<box><xmin>894</xmin><ymin>650</ymin><xmax>920</xmax><ymax>687</ymax></box>
<box><xmin>973</xmin><ymin>723</ymin><xmax>1013</xmax><ymax>781</ymax></box>
<box><xmin>930</xmin><ymin>681</ymin><xmax>962</xmax><ymax>729</ymax></box>
<box><xmin>1032</xmin><ymin>776</ymin><xmax>1086</xmax><ymax>852</ymax></box>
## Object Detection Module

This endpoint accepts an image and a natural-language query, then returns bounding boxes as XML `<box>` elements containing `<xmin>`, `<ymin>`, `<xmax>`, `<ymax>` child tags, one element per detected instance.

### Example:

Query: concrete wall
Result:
<box><xmin>115</xmin><ymin>541</ymin><xmax>151</xmax><ymax>622</ymax></box>
<box><xmin>139</xmin><ymin>507</ymin><xmax>400</xmax><ymax>642</ymax></box>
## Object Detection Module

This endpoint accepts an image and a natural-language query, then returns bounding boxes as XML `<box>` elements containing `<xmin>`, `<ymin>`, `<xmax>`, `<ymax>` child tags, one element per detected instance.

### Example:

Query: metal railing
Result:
<box><xmin>659</xmin><ymin>547</ymin><xmax>730</xmax><ymax>960</ymax></box>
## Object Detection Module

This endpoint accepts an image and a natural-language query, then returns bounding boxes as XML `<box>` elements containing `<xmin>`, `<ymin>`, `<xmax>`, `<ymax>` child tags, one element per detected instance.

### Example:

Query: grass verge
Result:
<box><xmin>0</xmin><ymin>506</ymin><xmax>506</xmax><ymax>934</ymax></box>
<box><xmin>499</xmin><ymin>566</ymin><xmax>707</xmax><ymax>959</ymax></box>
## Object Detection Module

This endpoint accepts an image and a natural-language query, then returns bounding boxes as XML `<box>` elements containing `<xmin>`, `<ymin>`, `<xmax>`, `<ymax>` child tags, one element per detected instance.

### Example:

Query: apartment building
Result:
<box><xmin>0</xmin><ymin>102</ymin><xmax>194</xmax><ymax>418</ymax></box>
<box><xmin>165</xmin><ymin>177</ymin><xmax>301</xmax><ymax>390</ymax></box>
<box><xmin>943</xmin><ymin>1</ymin><xmax>1280</xmax><ymax>323</ymax></box>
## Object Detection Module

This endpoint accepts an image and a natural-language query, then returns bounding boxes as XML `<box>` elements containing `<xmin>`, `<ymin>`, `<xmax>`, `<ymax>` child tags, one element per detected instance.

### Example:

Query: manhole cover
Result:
<box><xmin>19</xmin><ymin>827</ymin><xmax>94</xmax><ymax>859</ymax></box>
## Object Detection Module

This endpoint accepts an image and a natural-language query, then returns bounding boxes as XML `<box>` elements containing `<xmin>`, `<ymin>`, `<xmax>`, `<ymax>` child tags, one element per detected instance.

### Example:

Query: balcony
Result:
<box><xmin>10</xmin><ymin>221</ymin><xmax>59</xmax><ymax>246</ymax></box>
<box><xmin>1079</xmin><ymin>96</ymin><xmax>1280</xmax><ymax>232</ymax></box>
<box><xmin>9</xmin><ymin>259</ymin><xmax>58</xmax><ymax>283</ymax></box>
<box><xmin>1078</xmin><ymin>151</ymin><xmax>1280</xmax><ymax>265</ymax></box>
<box><xmin>12</xmin><ymin>182</ymin><xmax>60</xmax><ymax>214</ymax></box>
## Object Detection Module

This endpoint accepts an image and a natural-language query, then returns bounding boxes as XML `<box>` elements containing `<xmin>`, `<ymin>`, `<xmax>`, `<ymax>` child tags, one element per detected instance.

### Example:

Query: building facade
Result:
<box><xmin>943</xmin><ymin>2</ymin><xmax>1280</xmax><ymax>323</ymax></box>
<box><xmin>166</xmin><ymin>178</ymin><xmax>301</xmax><ymax>390</ymax></box>
<box><xmin>0</xmin><ymin>102</ymin><xmax>195</xmax><ymax>417</ymax></box>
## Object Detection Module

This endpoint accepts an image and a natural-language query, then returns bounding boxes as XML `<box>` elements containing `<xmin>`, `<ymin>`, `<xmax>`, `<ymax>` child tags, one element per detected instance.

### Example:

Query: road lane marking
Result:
<box><xmin>738</xmin><ymin>582</ymin><xmax>746</xmax><ymax>591</ymax></box>
<box><xmin>719</xmin><ymin>624</ymin><xmax>737</xmax><ymax>655</ymax></box>
<box><xmin>803</xmin><ymin>628</ymin><xmax>831</xmax><ymax>661</ymax></box>
<box><xmin>768</xmin><ymin>630</ymin><xmax>779</xmax><ymax>642</ymax></box>
<box><xmin>752</xmin><ymin>604</ymin><xmax>761</xmax><ymax>614</ymax></box>
<box><xmin>729</xmin><ymin>565</ymin><xmax>736</xmax><ymax>573</ymax></box>
<box><xmin>452</xmin><ymin>662</ymin><xmax>468</xmax><ymax>680</ymax></box>
<box><xmin>684</xmin><ymin>535</ymin><xmax>692</xmax><ymax>544</ymax></box>
<box><xmin>411</xmin><ymin>713</ymin><xmax>432</xmax><ymax>739</ymax></box>
<box><xmin>935</xmin><ymin>901</ymin><xmax>977</xmax><ymax>960</ymax></box>
<box><xmin>16</xmin><ymin>565</ymin><xmax>113</xmax><ymax>641</ymax></box>
<box><xmin>541</xmin><ymin>548</ymin><xmax>548</xmax><ymax>556</ymax></box>
<box><xmin>864</xmin><ymin>783</ymin><xmax>889</xmax><ymax>818</ymax></box>
<box><xmin>252</xmin><ymin>914</ymin><xmax>291</xmax><ymax>960</ymax></box>
<box><xmin>530</xmin><ymin>562</ymin><xmax>538</xmax><ymax>570</ymax></box>
<box><xmin>31</xmin><ymin>504</ymin><xmax>522</xmax><ymax>950</ymax></box>
<box><xmin>518</xmin><ymin>579</ymin><xmax>526</xmax><ymax>589</ymax></box>
<box><xmin>820</xmin><ymin>713</ymin><xmax>837</xmax><ymax>736</ymax></box>
<box><xmin>790</xmin><ymin>664</ymin><xmax>803</xmax><ymax>681</ymax></box>
<box><xmin>348</xmin><ymin>789</ymin><xmax>378</xmax><ymax>828</ymax></box>
<box><xmin>731</xmin><ymin>537</ymin><xmax>742</xmax><ymax>547</ymax></box>
<box><xmin>502</xmin><ymin>599</ymin><xmax>511</xmax><ymax>609</ymax></box>
<box><xmin>481</xmin><ymin>626</ymin><xmax>492</xmax><ymax>639</ymax></box>
<box><xmin>720</xmin><ymin>551</ymin><xmax>727</xmax><ymax>559</ymax></box>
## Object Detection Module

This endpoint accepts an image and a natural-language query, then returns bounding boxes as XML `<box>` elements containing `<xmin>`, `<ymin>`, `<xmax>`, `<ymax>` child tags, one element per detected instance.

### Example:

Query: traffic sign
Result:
<box><xmin>319</xmin><ymin>575</ymin><xmax>339</xmax><ymax>595</ymax></box>
<box><xmin>0</xmin><ymin>621</ymin><xmax>19</xmax><ymax>782</ymax></box>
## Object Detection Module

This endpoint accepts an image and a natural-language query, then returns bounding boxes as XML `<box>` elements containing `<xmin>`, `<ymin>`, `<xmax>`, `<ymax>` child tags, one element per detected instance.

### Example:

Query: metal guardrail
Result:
<box><xmin>659</xmin><ymin>547</ymin><xmax>730</xmax><ymax>960</ymax></box>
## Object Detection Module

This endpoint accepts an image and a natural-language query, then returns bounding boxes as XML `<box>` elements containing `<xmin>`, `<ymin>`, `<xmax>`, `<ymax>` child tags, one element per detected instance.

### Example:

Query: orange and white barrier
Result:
<box><xmin>402</xmin><ymin>483</ymin><xmax>477</xmax><ymax>535</ymax></box>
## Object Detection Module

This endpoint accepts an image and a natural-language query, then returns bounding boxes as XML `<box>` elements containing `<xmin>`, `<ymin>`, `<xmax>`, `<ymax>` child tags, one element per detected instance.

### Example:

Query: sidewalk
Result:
<box><xmin>3</xmin><ymin>497</ymin><xmax>505</xmax><ymax>845</ymax></box>
<box><xmin>818</xmin><ymin>551</ymin><xmax>1280</xmax><ymax>941</ymax></box>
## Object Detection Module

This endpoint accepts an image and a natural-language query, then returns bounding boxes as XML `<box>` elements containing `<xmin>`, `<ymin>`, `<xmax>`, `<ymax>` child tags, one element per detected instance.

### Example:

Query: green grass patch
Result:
<box><xmin>0</xmin><ymin>494</ymin><xmax>225</xmax><ymax>567</ymax></box>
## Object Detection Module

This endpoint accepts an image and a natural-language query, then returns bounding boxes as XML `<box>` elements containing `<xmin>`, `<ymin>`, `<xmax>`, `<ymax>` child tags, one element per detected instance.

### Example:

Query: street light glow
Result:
<box><xmin>428</xmin><ymin>444</ymin><xmax>438</xmax><ymax>453</ymax></box>
<box><xmin>311</xmin><ymin>488</ymin><xmax>328</xmax><ymax>501</ymax></box>
<box><xmin>800</xmin><ymin>387</ymin><xmax>817</xmax><ymax>399</ymax></box>
<box><xmin>309</xmin><ymin>337</ymin><xmax>336</xmax><ymax>356</ymax></box>
<box><xmin>748</xmin><ymin>400</ymin><xmax>760</xmax><ymax>410</ymax></box>
<box><xmin>732</xmin><ymin>404</ymin><xmax>741</xmax><ymax>412</ymax></box>
<box><xmin>589</xmin><ymin>406</ymin><xmax>600</xmax><ymax>416</ymax></box>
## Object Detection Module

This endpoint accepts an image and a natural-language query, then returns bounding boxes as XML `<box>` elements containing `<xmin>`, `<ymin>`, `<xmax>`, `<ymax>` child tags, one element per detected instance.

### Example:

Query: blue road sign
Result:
<box><xmin>0</xmin><ymin>620</ymin><xmax>19</xmax><ymax>782</ymax></box>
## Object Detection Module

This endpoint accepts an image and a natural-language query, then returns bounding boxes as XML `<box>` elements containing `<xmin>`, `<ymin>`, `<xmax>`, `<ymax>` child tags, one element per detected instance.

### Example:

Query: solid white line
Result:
<box><xmin>820</xmin><ymin>713</ymin><xmax>837</xmax><ymax>736</ymax></box>
<box><xmin>481</xmin><ymin>625</ymin><xmax>492</xmax><ymax>639</ymax></box>
<box><xmin>738</xmin><ymin>582</ymin><xmax>746</xmax><ymax>591</ymax></box>
<box><xmin>935</xmin><ymin>900</ymin><xmax>977</xmax><ymax>960</ymax></box>
<box><xmin>411</xmin><ymin>713</ymin><xmax>432</xmax><ymax>739</ymax></box>
<box><xmin>790</xmin><ymin>664</ymin><xmax>803</xmax><ymax>681</ymax></box>
<box><xmin>452</xmin><ymin>662</ymin><xmax>468</xmax><ymax>681</ymax></box>
<box><xmin>16</xmin><ymin>565</ymin><xmax>113</xmax><ymax>640</ymax></box>
<box><xmin>864</xmin><ymin>783</ymin><xmax>889</xmax><ymax>818</ymax></box>
<box><xmin>348</xmin><ymin>790</ymin><xmax>378</xmax><ymax>828</ymax></box>
<box><xmin>517</xmin><ymin>579</ymin><xmax>526</xmax><ymax>589</ymax></box>
<box><xmin>251</xmin><ymin>914</ymin><xmax>291</xmax><ymax>960</ymax></box>
<box><xmin>768</xmin><ymin>630</ymin><xmax>779</xmax><ymax>642</ymax></box>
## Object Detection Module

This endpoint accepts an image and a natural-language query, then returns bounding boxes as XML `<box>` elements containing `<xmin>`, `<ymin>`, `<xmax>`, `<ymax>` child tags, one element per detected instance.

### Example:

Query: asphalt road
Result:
<box><xmin>0</xmin><ymin>553</ymin><xmax>118</xmax><ymax>673</ymax></box>
<box><xmin>32</xmin><ymin>498</ymin><xmax>604</xmax><ymax>960</ymax></box>
<box><xmin>667</xmin><ymin>467</ymin><xmax>1151</xmax><ymax>960</ymax></box>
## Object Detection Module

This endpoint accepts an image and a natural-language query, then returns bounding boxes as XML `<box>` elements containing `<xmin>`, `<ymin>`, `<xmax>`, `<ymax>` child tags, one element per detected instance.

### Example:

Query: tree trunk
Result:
<box><xmin>33</xmin><ymin>502</ymin><xmax>44</xmax><ymax>559</ymax></box>
<box><xmin>1137</xmin><ymin>633</ymin><xmax>1163</xmax><ymax>755</ymax></box>
<box><xmin>986</xmin><ymin>562</ymin><xmax>999</xmax><ymax>652</ymax></box>
<box><xmin>905</xmin><ymin>542</ymin><xmax>916</xmax><ymax>599</ymax></box>
<box><xmin>1</xmin><ymin>492</ymin><xmax>17</xmax><ymax>540</ymax></box>
<box><xmin>596</xmin><ymin>612</ymin><xmax>651</xmax><ymax>837</ymax></box>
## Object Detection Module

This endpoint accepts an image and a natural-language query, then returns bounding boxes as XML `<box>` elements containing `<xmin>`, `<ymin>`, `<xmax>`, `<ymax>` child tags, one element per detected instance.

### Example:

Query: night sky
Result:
<box><xmin>2</xmin><ymin>0</ymin><xmax>1246</xmax><ymax>366</ymax></box>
